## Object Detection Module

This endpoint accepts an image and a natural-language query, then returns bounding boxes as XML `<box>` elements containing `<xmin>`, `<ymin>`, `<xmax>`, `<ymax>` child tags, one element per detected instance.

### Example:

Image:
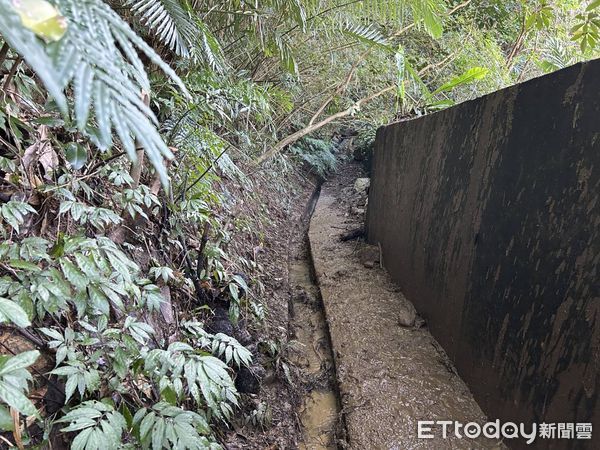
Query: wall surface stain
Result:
<box><xmin>366</xmin><ymin>60</ymin><xmax>600</xmax><ymax>449</ymax></box>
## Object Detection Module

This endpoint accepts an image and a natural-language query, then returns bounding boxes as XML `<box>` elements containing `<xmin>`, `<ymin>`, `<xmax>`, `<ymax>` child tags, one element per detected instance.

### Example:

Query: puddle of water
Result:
<box><xmin>289</xmin><ymin>238</ymin><xmax>340</xmax><ymax>449</ymax></box>
<box><xmin>298</xmin><ymin>390</ymin><xmax>338</xmax><ymax>450</ymax></box>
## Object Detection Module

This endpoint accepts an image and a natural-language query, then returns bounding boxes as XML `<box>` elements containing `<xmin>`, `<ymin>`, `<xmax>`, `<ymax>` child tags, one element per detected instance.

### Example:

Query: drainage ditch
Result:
<box><xmin>288</xmin><ymin>187</ymin><xmax>343</xmax><ymax>449</ymax></box>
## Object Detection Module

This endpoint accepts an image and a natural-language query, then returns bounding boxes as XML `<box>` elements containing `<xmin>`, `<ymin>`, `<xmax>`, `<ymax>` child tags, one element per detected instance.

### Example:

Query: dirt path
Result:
<box><xmin>308</xmin><ymin>163</ymin><xmax>504</xmax><ymax>449</ymax></box>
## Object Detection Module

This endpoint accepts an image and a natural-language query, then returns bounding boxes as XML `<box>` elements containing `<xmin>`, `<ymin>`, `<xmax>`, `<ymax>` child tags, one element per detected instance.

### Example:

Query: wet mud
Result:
<box><xmin>288</xmin><ymin>188</ymin><xmax>342</xmax><ymax>449</ymax></box>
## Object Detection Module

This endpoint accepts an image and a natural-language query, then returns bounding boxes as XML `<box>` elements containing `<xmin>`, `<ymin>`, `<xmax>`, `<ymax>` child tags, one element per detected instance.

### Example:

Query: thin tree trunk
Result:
<box><xmin>129</xmin><ymin>91</ymin><xmax>150</xmax><ymax>188</ymax></box>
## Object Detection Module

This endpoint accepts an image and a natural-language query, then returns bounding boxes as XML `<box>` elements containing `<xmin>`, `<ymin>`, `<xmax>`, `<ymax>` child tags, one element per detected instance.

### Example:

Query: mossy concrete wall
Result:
<box><xmin>366</xmin><ymin>60</ymin><xmax>599</xmax><ymax>448</ymax></box>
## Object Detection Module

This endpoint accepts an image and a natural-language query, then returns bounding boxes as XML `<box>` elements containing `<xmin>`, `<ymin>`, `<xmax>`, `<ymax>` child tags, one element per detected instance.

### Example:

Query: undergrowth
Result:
<box><xmin>290</xmin><ymin>137</ymin><xmax>338</xmax><ymax>178</ymax></box>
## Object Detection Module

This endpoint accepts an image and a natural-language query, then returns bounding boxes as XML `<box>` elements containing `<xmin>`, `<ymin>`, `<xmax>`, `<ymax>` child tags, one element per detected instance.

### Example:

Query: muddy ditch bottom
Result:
<box><xmin>307</xmin><ymin>164</ymin><xmax>505</xmax><ymax>449</ymax></box>
<box><xmin>288</xmin><ymin>186</ymin><xmax>343</xmax><ymax>450</ymax></box>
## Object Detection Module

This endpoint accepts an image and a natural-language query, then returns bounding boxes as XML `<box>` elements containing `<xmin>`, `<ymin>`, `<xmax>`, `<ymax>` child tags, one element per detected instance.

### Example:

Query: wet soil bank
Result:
<box><xmin>308</xmin><ymin>163</ymin><xmax>505</xmax><ymax>449</ymax></box>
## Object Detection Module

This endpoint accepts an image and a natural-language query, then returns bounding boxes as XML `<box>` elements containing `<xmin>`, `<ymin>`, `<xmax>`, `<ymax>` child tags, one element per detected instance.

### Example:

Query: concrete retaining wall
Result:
<box><xmin>366</xmin><ymin>60</ymin><xmax>599</xmax><ymax>448</ymax></box>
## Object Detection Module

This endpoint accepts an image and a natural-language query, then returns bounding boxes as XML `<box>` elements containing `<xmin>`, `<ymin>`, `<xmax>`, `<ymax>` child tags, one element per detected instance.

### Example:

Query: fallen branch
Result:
<box><xmin>255</xmin><ymin>84</ymin><xmax>395</xmax><ymax>165</ymax></box>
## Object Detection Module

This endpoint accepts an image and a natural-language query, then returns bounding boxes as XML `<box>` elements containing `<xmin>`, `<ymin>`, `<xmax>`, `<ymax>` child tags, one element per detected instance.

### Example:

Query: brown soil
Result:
<box><xmin>221</xmin><ymin>164</ymin><xmax>323</xmax><ymax>449</ymax></box>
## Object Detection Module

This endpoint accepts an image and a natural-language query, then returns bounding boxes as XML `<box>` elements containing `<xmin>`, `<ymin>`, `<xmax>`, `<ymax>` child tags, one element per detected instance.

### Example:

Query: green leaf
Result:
<box><xmin>588</xmin><ymin>0</ymin><xmax>600</xmax><ymax>12</ymax></box>
<box><xmin>433</xmin><ymin>67</ymin><xmax>489</xmax><ymax>95</ymax></box>
<box><xmin>65</xmin><ymin>143</ymin><xmax>88</xmax><ymax>170</ymax></box>
<box><xmin>0</xmin><ymin>0</ymin><xmax>67</xmax><ymax>111</ymax></box>
<box><xmin>140</xmin><ymin>410</ymin><xmax>156</xmax><ymax>440</ymax></box>
<box><xmin>71</xmin><ymin>427</ymin><xmax>93</xmax><ymax>450</ymax></box>
<box><xmin>60</xmin><ymin>259</ymin><xmax>89</xmax><ymax>290</ymax></box>
<box><xmin>411</xmin><ymin>0</ymin><xmax>445</xmax><ymax>39</ymax></box>
<box><xmin>160</xmin><ymin>386</ymin><xmax>178</xmax><ymax>406</ymax></box>
<box><xmin>8</xmin><ymin>259</ymin><xmax>40</xmax><ymax>271</ymax></box>
<box><xmin>0</xmin><ymin>350</ymin><xmax>39</xmax><ymax>376</ymax></box>
<box><xmin>395</xmin><ymin>47</ymin><xmax>406</xmax><ymax>103</ymax></box>
<box><xmin>0</xmin><ymin>405</ymin><xmax>13</xmax><ymax>431</ymax></box>
<box><xmin>0</xmin><ymin>297</ymin><xmax>31</xmax><ymax>327</ymax></box>
<box><xmin>88</xmin><ymin>285</ymin><xmax>109</xmax><ymax>316</ymax></box>
<box><xmin>152</xmin><ymin>416</ymin><xmax>165</xmax><ymax>450</ymax></box>
<box><xmin>0</xmin><ymin>380</ymin><xmax>38</xmax><ymax>416</ymax></box>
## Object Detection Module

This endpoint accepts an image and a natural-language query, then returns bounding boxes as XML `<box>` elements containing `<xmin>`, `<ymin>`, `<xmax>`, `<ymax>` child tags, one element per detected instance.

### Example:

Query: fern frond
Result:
<box><xmin>52</xmin><ymin>0</ymin><xmax>188</xmax><ymax>183</ymax></box>
<box><xmin>1</xmin><ymin>0</ymin><xmax>188</xmax><ymax>184</ymax></box>
<box><xmin>127</xmin><ymin>0</ymin><xmax>196</xmax><ymax>57</ymax></box>
<box><xmin>539</xmin><ymin>36</ymin><xmax>576</xmax><ymax>72</ymax></box>
<box><xmin>127</xmin><ymin>0</ymin><xmax>224</xmax><ymax>68</ymax></box>
<box><xmin>342</xmin><ymin>22</ymin><xmax>391</xmax><ymax>50</ymax></box>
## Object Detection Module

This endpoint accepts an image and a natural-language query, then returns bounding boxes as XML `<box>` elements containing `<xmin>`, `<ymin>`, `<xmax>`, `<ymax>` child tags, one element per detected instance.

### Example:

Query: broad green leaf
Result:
<box><xmin>0</xmin><ymin>380</ymin><xmax>38</xmax><ymax>416</ymax></box>
<box><xmin>0</xmin><ymin>350</ymin><xmax>39</xmax><ymax>376</ymax></box>
<box><xmin>588</xmin><ymin>0</ymin><xmax>600</xmax><ymax>12</ymax></box>
<box><xmin>140</xmin><ymin>410</ymin><xmax>156</xmax><ymax>440</ymax></box>
<box><xmin>71</xmin><ymin>427</ymin><xmax>93</xmax><ymax>450</ymax></box>
<box><xmin>60</xmin><ymin>259</ymin><xmax>88</xmax><ymax>290</ymax></box>
<box><xmin>65</xmin><ymin>143</ymin><xmax>88</xmax><ymax>170</ymax></box>
<box><xmin>411</xmin><ymin>0</ymin><xmax>445</xmax><ymax>39</ymax></box>
<box><xmin>0</xmin><ymin>297</ymin><xmax>31</xmax><ymax>327</ymax></box>
<box><xmin>0</xmin><ymin>405</ymin><xmax>13</xmax><ymax>431</ymax></box>
<box><xmin>152</xmin><ymin>416</ymin><xmax>166</xmax><ymax>450</ymax></box>
<box><xmin>8</xmin><ymin>259</ymin><xmax>40</xmax><ymax>271</ymax></box>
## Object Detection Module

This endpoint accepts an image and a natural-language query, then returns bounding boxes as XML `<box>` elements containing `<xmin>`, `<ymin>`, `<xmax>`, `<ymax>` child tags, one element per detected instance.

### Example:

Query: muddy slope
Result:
<box><xmin>308</xmin><ymin>163</ymin><xmax>504</xmax><ymax>449</ymax></box>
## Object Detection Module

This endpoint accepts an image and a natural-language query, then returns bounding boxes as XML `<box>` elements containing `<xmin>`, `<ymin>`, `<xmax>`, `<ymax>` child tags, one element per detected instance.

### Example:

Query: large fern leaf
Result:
<box><xmin>126</xmin><ymin>0</ymin><xmax>196</xmax><ymax>57</ymax></box>
<box><xmin>127</xmin><ymin>0</ymin><xmax>224</xmax><ymax>69</ymax></box>
<box><xmin>342</xmin><ymin>22</ymin><xmax>391</xmax><ymax>50</ymax></box>
<box><xmin>0</xmin><ymin>0</ymin><xmax>189</xmax><ymax>184</ymax></box>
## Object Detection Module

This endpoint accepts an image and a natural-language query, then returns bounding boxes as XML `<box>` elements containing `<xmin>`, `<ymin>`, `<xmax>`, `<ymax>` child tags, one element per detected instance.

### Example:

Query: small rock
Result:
<box><xmin>397</xmin><ymin>302</ymin><xmax>417</xmax><ymax>327</ymax></box>
<box><xmin>364</xmin><ymin>261</ymin><xmax>375</xmax><ymax>269</ymax></box>
<box><xmin>353</xmin><ymin>178</ymin><xmax>370</xmax><ymax>194</ymax></box>
<box><xmin>351</xmin><ymin>207</ymin><xmax>365</xmax><ymax>215</ymax></box>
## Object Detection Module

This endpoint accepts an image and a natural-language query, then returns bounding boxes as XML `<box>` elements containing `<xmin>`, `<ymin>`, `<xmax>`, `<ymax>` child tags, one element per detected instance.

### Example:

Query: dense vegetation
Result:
<box><xmin>0</xmin><ymin>0</ymin><xmax>597</xmax><ymax>448</ymax></box>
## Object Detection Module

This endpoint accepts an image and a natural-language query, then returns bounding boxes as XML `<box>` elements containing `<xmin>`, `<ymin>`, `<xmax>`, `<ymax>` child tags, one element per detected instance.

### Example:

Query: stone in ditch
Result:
<box><xmin>364</xmin><ymin>261</ymin><xmax>375</xmax><ymax>269</ymax></box>
<box><xmin>353</xmin><ymin>178</ymin><xmax>370</xmax><ymax>193</ymax></box>
<box><xmin>397</xmin><ymin>302</ymin><xmax>417</xmax><ymax>327</ymax></box>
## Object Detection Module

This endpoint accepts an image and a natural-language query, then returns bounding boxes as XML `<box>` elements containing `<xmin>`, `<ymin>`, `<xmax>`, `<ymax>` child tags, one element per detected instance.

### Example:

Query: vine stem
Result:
<box><xmin>3</xmin><ymin>56</ymin><xmax>22</xmax><ymax>90</ymax></box>
<box><xmin>0</xmin><ymin>43</ymin><xmax>9</xmax><ymax>69</ymax></box>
